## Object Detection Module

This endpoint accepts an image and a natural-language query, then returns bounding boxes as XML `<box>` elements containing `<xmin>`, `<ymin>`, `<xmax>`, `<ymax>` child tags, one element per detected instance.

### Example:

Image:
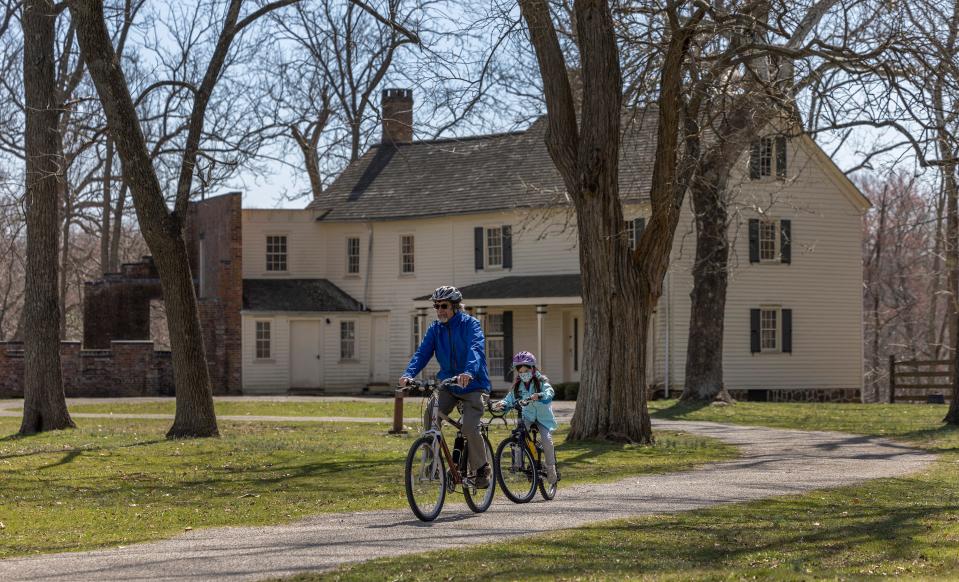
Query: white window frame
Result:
<box><xmin>410</xmin><ymin>314</ymin><xmax>422</xmax><ymax>356</ymax></box>
<box><xmin>266</xmin><ymin>234</ymin><xmax>288</xmax><ymax>273</ymax></box>
<box><xmin>340</xmin><ymin>320</ymin><xmax>356</xmax><ymax>360</ymax></box>
<box><xmin>485</xmin><ymin>227</ymin><xmax>503</xmax><ymax>268</ymax></box>
<box><xmin>400</xmin><ymin>234</ymin><xmax>415</xmax><ymax>275</ymax></box>
<box><xmin>346</xmin><ymin>236</ymin><xmax>361</xmax><ymax>276</ymax></box>
<box><xmin>759</xmin><ymin>219</ymin><xmax>780</xmax><ymax>262</ymax></box>
<box><xmin>760</xmin><ymin>306</ymin><xmax>781</xmax><ymax>353</ymax></box>
<box><xmin>255</xmin><ymin>321</ymin><xmax>272</xmax><ymax>360</ymax></box>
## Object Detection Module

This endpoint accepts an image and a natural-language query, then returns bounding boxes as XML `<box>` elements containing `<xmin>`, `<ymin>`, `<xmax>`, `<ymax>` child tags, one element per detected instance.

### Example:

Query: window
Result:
<box><xmin>486</xmin><ymin>227</ymin><xmax>503</xmax><ymax>267</ymax></box>
<box><xmin>760</xmin><ymin>308</ymin><xmax>779</xmax><ymax>352</ymax></box>
<box><xmin>749</xmin><ymin>218</ymin><xmax>791</xmax><ymax>264</ymax></box>
<box><xmin>624</xmin><ymin>218</ymin><xmax>646</xmax><ymax>250</ymax></box>
<box><xmin>475</xmin><ymin>225</ymin><xmax>512</xmax><ymax>270</ymax></box>
<box><xmin>411</xmin><ymin>315</ymin><xmax>422</xmax><ymax>356</ymax></box>
<box><xmin>486</xmin><ymin>313</ymin><xmax>504</xmax><ymax>378</ymax></box>
<box><xmin>266</xmin><ymin>235</ymin><xmax>287</xmax><ymax>272</ymax></box>
<box><xmin>255</xmin><ymin>321</ymin><xmax>271</xmax><ymax>359</ymax></box>
<box><xmin>346</xmin><ymin>237</ymin><xmax>360</xmax><ymax>274</ymax></box>
<box><xmin>400</xmin><ymin>235</ymin><xmax>415</xmax><ymax>274</ymax></box>
<box><xmin>750</xmin><ymin>136</ymin><xmax>787</xmax><ymax>179</ymax></box>
<box><xmin>759</xmin><ymin>220</ymin><xmax>778</xmax><ymax>261</ymax></box>
<box><xmin>340</xmin><ymin>320</ymin><xmax>356</xmax><ymax>360</ymax></box>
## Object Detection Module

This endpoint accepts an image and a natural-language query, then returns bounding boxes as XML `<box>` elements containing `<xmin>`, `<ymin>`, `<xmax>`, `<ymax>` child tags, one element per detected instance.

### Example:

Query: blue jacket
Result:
<box><xmin>404</xmin><ymin>310</ymin><xmax>491</xmax><ymax>394</ymax></box>
<box><xmin>500</xmin><ymin>371</ymin><xmax>557</xmax><ymax>431</ymax></box>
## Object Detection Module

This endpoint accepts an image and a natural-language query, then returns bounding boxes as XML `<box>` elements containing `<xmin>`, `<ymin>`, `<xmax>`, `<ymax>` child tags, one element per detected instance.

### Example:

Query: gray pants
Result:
<box><xmin>527</xmin><ymin>420</ymin><xmax>556</xmax><ymax>466</ymax></box>
<box><xmin>437</xmin><ymin>389</ymin><xmax>489</xmax><ymax>472</ymax></box>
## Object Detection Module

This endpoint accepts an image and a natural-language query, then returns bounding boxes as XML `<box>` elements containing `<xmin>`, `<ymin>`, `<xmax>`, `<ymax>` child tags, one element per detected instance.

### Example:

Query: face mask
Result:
<box><xmin>519</xmin><ymin>371</ymin><xmax>533</xmax><ymax>383</ymax></box>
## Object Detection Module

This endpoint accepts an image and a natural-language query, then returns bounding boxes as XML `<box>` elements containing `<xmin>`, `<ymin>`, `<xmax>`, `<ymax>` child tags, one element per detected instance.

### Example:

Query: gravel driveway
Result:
<box><xmin>0</xmin><ymin>412</ymin><xmax>935</xmax><ymax>582</ymax></box>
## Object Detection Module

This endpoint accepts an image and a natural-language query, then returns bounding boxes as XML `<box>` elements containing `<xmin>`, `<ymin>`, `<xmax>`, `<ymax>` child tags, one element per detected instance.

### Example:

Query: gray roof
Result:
<box><xmin>416</xmin><ymin>274</ymin><xmax>582</xmax><ymax>301</ymax></box>
<box><xmin>243</xmin><ymin>279</ymin><xmax>365</xmax><ymax>312</ymax></box>
<box><xmin>307</xmin><ymin>111</ymin><xmax>659</xmax><ymax>221</ymax></box>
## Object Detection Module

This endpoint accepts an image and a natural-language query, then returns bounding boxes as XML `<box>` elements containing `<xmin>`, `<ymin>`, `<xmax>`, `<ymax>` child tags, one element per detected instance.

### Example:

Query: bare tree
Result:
<box><xmin>20</xmin><ymin>0</ymin><xmax>75</xmax><ymax>433</ymax></box>
<box><xmin>517</xmin><ymin>0</ymin><xmax>708</xmax><ymax>442</ymax></box>
<box><xmin>69</xmin><ymin>0</ymin><xmax>307</xmax><ymax>438</ymax></box>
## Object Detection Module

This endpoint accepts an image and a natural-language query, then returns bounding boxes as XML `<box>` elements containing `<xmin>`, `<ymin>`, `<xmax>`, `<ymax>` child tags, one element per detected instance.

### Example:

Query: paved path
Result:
<box><xmin>0</xmin><ymin>413</ymin><xmax>936</xmax><ymax>582</ymax></box>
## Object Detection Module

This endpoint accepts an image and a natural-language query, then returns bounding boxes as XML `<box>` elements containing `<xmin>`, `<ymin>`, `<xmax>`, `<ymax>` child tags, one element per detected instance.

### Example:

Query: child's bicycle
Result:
<box><xmin>401</xmin><ymin>378</ymin><xmax>496</xmax><ymax>522</ymax></box>
<box><xmin>491</xmin><ymin>397</ymin><xmax>559</xmax><ymax>503</ymax></box>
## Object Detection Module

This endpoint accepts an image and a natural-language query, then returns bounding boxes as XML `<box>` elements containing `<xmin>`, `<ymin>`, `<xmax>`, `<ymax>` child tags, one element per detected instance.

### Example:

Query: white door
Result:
<box><xmin>371</xmin><ymin>314</ymin><xmax>390</xmax><ymax>383</ymax></box>
<box><xmin>563</xmin><ymin>310</ymin><xmax>584</xmax><ymax>383</ymax></box>
<box><xmin>290</xmin><ymin>320</ymin><xmax>323</xmax><ymax>388</ymax></box>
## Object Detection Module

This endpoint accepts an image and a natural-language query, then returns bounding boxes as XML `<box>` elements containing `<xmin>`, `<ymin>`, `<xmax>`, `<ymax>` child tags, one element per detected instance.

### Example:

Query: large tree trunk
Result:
<box><xmin>71</xmin><ymin>0</ymin><xmax>217</xmax><ymax>438</ymax></box>
<box><xmin>681</xmin><ymin>161</ymin><xmax>732</xmax><ymax>402</ymax></box>
<box><xmin>20</xmin><ymin>0</ymin><xmax>75</xmax><ymax>434</ymax></box>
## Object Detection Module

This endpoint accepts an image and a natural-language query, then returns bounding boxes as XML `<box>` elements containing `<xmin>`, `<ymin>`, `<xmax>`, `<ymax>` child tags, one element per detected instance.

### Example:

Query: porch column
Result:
<box><xmin>536</xmin><ymin>305</ymin><xmax>547</xmax><ymax>366</ymax></box>
<box><xmin>474</xmin><ymin>306</ymin><xmax>487</xmax><ymax>332</ymax></box>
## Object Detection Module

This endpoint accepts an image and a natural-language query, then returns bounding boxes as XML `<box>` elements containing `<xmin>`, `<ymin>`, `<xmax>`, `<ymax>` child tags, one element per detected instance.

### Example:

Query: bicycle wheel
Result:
<box><xmin>405</xmin><ymin>435</ymin><xmax>447</xmax><ymax>521</ymax></box>
<box><xmin>538</xmin><ymin>466</ymin><xmax>557</xmax><ymax>500</ymax></box>
<box><xmin>494</xmin><ymin>437</ymin><xmax>537</xmax><ymax>503</ymax></box>
<box><xmin>463</xmin><ymin>436</ymin><xmax>496</xmax><ymax>513</ymax></box>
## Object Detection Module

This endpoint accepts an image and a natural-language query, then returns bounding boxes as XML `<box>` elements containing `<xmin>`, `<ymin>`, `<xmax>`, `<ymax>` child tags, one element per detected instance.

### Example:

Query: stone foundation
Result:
<box><xmin>727</xmin><ymin>388</ymin><xmax>862</xmax><ymax>403</ymax></box>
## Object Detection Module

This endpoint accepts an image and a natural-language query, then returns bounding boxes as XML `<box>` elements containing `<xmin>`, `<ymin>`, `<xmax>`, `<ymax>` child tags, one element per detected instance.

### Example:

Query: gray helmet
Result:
<box><xmin>430</xmin><ymin>285</ymin><xmax>463</xmax><ymax>302</ymax></box>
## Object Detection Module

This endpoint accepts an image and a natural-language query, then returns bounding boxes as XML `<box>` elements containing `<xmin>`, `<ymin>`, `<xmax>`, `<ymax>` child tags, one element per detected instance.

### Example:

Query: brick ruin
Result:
<box><xmin>0</xmin><ymin>192</ymin><xmax>242</xmax><ymax>398</ymax></box>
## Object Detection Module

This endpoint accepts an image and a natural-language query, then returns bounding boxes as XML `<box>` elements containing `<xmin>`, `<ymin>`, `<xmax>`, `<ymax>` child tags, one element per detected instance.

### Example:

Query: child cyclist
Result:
<box><xmin>492</xmin><ymin>351</ymin><xmax>558</xmax><ymax>485</ymax></box>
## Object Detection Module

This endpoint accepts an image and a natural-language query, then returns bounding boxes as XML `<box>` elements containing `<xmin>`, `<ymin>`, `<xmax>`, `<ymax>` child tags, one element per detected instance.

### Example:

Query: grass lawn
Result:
<box><xmin>301</xmin><ymin>401</ymin><xmax>959</xmax><ymax>581</ymax></box>
<box><xmin>0</xmin><ymin>414</ymin><xmax>734</xmax><ymax>558</ymax></box>
<box><xmin>50</xmin><ymin>399</ymin><xmax>427</xmax><ymax>418</ymax></box>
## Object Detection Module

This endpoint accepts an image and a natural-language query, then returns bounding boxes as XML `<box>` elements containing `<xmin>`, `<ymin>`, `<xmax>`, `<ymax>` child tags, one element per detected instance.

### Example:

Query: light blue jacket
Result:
<box><xmin>500</xmin><ymin>371</ymin><xmax>557</xmax><ymax>432</ymax></box>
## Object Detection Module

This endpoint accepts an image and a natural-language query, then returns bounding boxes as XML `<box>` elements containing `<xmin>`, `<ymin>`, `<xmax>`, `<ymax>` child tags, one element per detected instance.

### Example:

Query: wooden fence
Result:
<box><xmin>888</xmin><ymin>355</ymin><xmax>954</xmax><ymax>403</ymax></box>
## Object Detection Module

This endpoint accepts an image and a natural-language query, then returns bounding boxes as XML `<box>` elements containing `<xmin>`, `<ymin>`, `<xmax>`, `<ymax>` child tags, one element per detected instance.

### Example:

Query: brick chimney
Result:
<box><xmin>381</xmin><ymin>88</ymin><xmax>413</xmax><ymax>145</ymax></box>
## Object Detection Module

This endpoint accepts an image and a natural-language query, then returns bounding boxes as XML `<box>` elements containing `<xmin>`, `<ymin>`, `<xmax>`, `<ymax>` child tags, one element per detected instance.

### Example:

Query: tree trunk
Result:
<box><xmin>681</xmin><ymin>161</ymin><xmax>732</xmax><ymax>402</ymax></box>
<box><xmin>71</xmin><ymin>0</ymin><xmax>217</xmax><ymax>438</ymax></box>
<box><xmin>20</xmin><ymin>0</ymin><xmax>75</xmax><ymax>434</ymax></box>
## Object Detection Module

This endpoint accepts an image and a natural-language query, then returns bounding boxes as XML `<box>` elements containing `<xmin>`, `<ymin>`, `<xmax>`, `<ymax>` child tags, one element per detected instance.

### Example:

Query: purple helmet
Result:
<box><xmin>512</xmin><ymin>351</ymin><xmax>537</xmax><ymax>368</ymax></box>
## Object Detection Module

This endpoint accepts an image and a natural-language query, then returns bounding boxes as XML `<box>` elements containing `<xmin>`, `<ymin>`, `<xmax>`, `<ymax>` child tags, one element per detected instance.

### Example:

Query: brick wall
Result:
<box><xmin>0</xmin><ymin>341</ymin><xmax>174</xmax><ymax>398</ymax></box>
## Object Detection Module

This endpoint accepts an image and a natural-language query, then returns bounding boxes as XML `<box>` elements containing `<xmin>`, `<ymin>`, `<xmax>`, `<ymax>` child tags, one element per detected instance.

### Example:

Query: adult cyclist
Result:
<box><xmin>399</xmin><ymin>285</ymin><xmax>493</xmax><ymax>488</ymax></box>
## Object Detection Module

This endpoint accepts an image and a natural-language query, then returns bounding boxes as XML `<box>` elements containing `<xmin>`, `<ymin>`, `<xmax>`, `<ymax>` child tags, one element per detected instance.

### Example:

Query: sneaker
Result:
<box><xmin>546</xmin><ymin>464</ymin><xmax>558</xmax><ymax>485</ymax></box>
<box><xmin>473</xmin><ymin>463</ymin><xmax>492</xmax><ymax>489</ymax></box>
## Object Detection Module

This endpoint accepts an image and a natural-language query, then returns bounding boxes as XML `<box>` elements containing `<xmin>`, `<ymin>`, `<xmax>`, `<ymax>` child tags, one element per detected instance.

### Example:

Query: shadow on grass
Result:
<box><xmin>649</xmin><ymin>400</ymin><xmax>712</xmax><ymax>420</ymax></box>
<box><xmin>0</xmin><ymin>436</ymin><xmax>167</xmax><ymax>464</ymax></box>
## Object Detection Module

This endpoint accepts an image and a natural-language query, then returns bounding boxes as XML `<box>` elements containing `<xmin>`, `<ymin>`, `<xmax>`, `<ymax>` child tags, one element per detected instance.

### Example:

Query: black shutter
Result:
<box><xmin>502</xmin><ymin>225</ymin><xmax>512</xmax><ymax>269</ymax></box>
<box><xmin>781</xmin><ymin>309</ymin><xmax>792</xmax><ymax>353</ymax></box>
<box><xmin>750</xmin><ymin>309</ymin><xmax>761</xmax><ymax>353</ymax></box>
<box><xmin>474</xmin><ymin>227</ymin><xmax>484</xmax><ymax>270</ymax></box>
<box><xmin>748</xmin><ymin>219</ymin><xmax>760</xmax><ymax>263</ymax></box>
<box><xmin>750</xmin><ymin>141</ymin><xmax>761</xmax><ymax>180</ymax></box>
<box><xmin>502</xmin><ymin>311</ymin><xmax>513</xmax><ymax>382</ymax></box>
<box><xmin>634</xmin><ymin>217</ymin><xmax>646</xmax><ymax>247</ymax></box>
<box><xmin>776</xmin><ymin>136</ymin><xmax>787</xmax><ymax>179</ymax></box>
<box><xmin>780</xmin><ymin>219</ymin><xmax>792</xmax><ymax>264</ymax></box>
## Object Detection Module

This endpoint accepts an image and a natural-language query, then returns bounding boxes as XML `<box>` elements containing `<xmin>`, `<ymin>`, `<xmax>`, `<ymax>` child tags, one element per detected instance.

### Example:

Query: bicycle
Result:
<box><xmin>492</xmin><ymin>397</ymin><xmax>559</xmax><ymax>503</ymax></box>
<box><xmin>401</xmin><ymin>378</ymin><xmax>496</xmax><ymax>522</ymax></box>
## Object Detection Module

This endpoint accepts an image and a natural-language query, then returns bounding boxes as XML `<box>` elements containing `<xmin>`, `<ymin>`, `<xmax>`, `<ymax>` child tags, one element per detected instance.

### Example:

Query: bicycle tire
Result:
<box><xmin>538</xmin><ymin>469</ymin><xmax>557</xmax><ymax>500</ymax></box>
<box><xmin>405</xmin><ymin>435</ymin><xmax>446</xmax><ymax>521</ymax></box>
<box><xmin>463</xmin><ymin>436</ymin><xmax>496</xmax><ymax>513</ymax></box>
<box><xmin>494</xmin><ymin>437</ymin><xmax>537</xmax><ymax>503</ymax></box>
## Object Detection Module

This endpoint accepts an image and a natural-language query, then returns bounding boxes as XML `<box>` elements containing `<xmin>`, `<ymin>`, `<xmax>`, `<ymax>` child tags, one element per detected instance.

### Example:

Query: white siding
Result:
<box><xmin>657</xmin><ymin>136</ymin><xmax>865</xmax><ymax>393</ymax></box>
<box><xmin>239</xmin><ymin>139</ymin><xmax>865</xmax><ymax>395</ymax></box>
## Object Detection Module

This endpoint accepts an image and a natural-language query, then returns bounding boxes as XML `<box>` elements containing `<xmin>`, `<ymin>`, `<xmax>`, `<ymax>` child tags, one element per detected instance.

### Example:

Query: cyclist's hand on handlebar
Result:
<box><xmin>491</xmin><ymin>400</ymin><xmax>505</xmax><ymax>412</ymax></box>
<box><xmin>456</xmin><ymin>373</ymin><xmax>471</xmax><ymax>388</ymax></box>
<box><xmin>398</xmin><ymin>376</ymin><xmax>412</xmax><ymax>388</ymax></box>
<box><xmin>529</xmin><ymin>392</ymin><xmax>541</xmax><ymax>401</ymax></box>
